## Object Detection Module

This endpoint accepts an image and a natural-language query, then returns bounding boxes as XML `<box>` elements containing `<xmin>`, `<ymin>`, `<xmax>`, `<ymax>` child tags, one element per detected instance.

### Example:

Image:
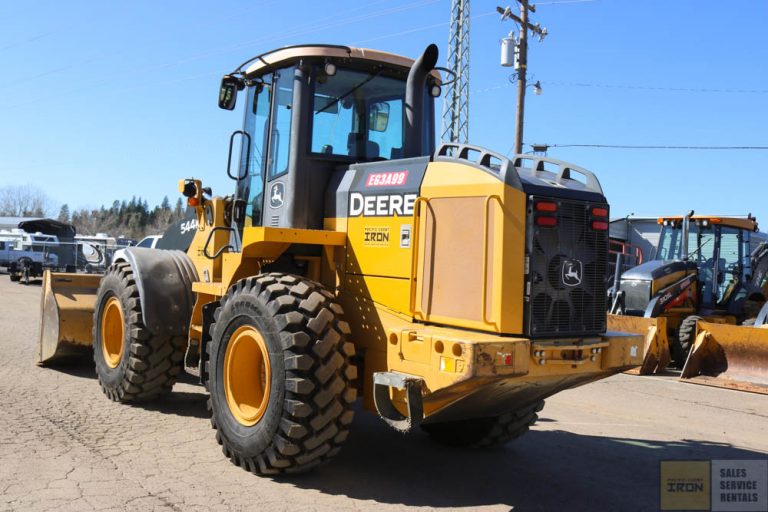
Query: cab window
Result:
<box><xmin>311</xmin><ymin>68</ymin><xmax>407</xmax><ymax>160</ymax></box>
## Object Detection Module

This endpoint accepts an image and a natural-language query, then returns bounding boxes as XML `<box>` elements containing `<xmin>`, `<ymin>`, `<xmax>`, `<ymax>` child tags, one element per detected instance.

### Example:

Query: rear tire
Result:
<box><xmin>422</xmin><ymin>400</ymin><xmax>544</xmax><ymax>448</ymax></box>
<box><xmin>671</xmin><ymin>315</ymin><xmax>701</xmax><ymax>368</ymax></box>
<box><xmin>207</xmin><ymin>273</ymin><xmax>357</xmax><ymax>475</ymax></box>
<box><xmin>93</xmin><ymin>262</ymin><xmax>186</xmax><ymax>402</ymax></box>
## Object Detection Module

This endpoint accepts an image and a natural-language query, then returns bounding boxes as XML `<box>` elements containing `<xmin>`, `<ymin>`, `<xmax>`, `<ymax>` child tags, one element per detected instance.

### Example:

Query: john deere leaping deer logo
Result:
<box><xmin>561</xmin><ymin>258</ymin><xmax>583</xmax><ymax>287</ymax></box>
<box><xmin>269</xmin><ymin>182</ymin><xmax>285</xmax><ymax>208</ymax></box>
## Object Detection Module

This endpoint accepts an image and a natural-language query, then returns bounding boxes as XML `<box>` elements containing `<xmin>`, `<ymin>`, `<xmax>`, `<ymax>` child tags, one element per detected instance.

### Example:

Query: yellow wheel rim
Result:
<box><xmin>101</xmin><ymin>296</ymin><xmax>125</xmax><ymax>369</ymax></box>
<box><xmin>223</xmin><ymin>325</ymin><xmax>271</xmax><ymax>427</ymax></box>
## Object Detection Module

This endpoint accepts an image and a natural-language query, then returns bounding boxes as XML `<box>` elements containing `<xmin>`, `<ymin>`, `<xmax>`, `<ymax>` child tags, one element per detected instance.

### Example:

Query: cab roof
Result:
<box><xmin>657</xmin><ymin>215</ymin><xmax>758</xmax><ymax>231</ymax></box>
<box><xmin>240</xmin><ymin>44</ymin><xmax>442</xmax><ymax>82</ymax></box>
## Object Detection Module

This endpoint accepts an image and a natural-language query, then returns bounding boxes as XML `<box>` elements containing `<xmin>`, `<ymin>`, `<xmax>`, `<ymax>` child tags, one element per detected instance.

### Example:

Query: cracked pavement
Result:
<box><xmin>1</xmin><ymin>276</ymin><xmax>767</xmax><ymax>511</ymax></box>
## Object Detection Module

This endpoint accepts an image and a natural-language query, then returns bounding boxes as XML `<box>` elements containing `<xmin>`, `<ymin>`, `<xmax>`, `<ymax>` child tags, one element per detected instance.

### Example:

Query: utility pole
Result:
<box><xmin>498</xmin><ymin>1</ymin><xmax>546</xmax><ymax>154</ymax></box>
<box><xmin>441</xmin><ymin>0</ymin><xmax>470</xmax><ymax>144</ymax></box>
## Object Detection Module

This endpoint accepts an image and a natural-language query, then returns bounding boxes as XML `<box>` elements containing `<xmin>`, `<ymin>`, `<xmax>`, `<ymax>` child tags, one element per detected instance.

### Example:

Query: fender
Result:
<box><xmin>113</xmin><ymin>247</ymin><xmax>198</xmax><ymax>336</ymax></box>
<box><xmin>644</xmin><ymin>275</ymin><xmax>695</xmax><ymax>318</ymax></box>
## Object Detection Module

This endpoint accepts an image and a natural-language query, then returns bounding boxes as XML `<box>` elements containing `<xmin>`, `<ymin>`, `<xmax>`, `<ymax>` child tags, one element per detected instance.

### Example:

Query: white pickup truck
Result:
<box><xmin>0</xmin><ymin>233</ymin><xmax>59</xmax><ymax>283</ymax></box>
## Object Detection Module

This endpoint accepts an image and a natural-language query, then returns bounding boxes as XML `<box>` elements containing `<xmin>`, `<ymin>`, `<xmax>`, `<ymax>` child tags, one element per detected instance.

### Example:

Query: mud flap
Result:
<box><xmin>680</xmin><ymin>321</ymin><xmax>768</xmax><ymax>394</ymax></box>
<box><xmin>607</xmin><ymin>314</ymin><xmax>670</xmax><ymax>375</ymax></box>
<box><xmin>38</xmin><ymin>271</ymin><xmax>102</xmax><ymax>365</ymax></box>
<box><xmin>373</xmin><ymin>372</ymin><xmax>424</xmax><ymax>432</ymax></box>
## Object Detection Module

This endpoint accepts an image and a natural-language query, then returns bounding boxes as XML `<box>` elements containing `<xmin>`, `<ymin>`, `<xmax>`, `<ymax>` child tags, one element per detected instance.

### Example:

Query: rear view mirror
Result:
<box><xmin>219</xmin><ymin>75</ymin><xmax>242</xmax><ymax>110</ymax></box>
<box><xmin>369</xmin><ymin>102</ymin><xmax>390</xmax><ymax>132</ymax></box>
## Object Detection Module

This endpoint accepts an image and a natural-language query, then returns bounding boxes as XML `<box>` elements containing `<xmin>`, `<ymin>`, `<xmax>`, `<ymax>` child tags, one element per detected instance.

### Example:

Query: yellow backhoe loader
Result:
<box><xmin>608</xmin><ymin>213</ymin><xmax>768</xmax><ymax>377</ymax></box>
<box><xmin>39</xmin><ymin>43</ymin><xmax>642</xmax><ymax>475</ymax></box>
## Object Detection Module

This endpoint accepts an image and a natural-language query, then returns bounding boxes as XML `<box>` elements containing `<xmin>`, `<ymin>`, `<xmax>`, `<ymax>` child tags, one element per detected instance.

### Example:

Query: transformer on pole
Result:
<box><xmin>441</xmin><ymin>0</ymin><xmax>470</xmax><ymax>144</ymax></box>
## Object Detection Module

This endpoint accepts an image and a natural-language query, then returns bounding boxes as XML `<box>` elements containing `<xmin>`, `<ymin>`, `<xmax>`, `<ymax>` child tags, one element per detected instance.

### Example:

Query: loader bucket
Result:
<box><xmin>607</xmin><ymin>314</ymin><xmax>671</xmax><ymax>374</ymax></box>
<box><xmin>680</xmin><ymin>321</ymin><xmax>768</xmax><ymax>394</ymax></box>
<box><xmin>38</xmin><ymin>271</ymin><xmax>102</xmax><ymax>365</ymax></box>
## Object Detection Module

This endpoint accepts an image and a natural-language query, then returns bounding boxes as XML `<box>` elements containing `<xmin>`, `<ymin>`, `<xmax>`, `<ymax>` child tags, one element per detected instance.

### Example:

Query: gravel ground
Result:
<box><xmin>1</xmin><ymin>275</ymin><xmax>766</xmax><ymax>511</ymax></box>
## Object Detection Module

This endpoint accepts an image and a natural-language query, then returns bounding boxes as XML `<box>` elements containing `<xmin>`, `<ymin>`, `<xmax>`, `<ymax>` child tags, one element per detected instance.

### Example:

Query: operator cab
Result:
<box><xmin>218</xmin><ymin>45</ymin><xmax>440</xmax><ymax>232</ymax></box>
<box><xmin>656</xmin><ymin>216</ymin><xmax>756</xmax><ymax>309</ymax></box>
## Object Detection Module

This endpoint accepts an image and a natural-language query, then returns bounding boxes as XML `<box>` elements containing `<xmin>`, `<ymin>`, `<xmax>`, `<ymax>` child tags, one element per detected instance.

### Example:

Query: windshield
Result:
<box><xmin>657</xmin><ymin>222</ymin><xmax>749</xmax><ymax>304</ymax></box>
<box><xmin>311</xmin><ymin>68</ymin><xmax>409</xmax><ymax>160</ymax></box>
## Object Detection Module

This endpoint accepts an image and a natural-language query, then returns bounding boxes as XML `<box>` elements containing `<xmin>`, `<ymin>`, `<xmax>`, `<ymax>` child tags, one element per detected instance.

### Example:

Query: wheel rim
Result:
<box><xmin>223</xmin><ymin>325</ymin><xmax>271</xmax><ymax>427</ymax></box>
<box><xmin>101</xmin><ymin>296</ymin><xmax>125</xmax><ymax>369</ymax></box>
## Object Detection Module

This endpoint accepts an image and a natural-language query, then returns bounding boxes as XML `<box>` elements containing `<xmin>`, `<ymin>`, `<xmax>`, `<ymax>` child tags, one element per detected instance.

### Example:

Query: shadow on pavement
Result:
<box><xmin>288</xmin><ymin>408</ymin><xmax>766</xmax><ymax>511</ymax></box>
<box><xmin>43</xmin><ymin>360</ymin><xmax>96</xmax><ymax>379</ymax></box>
<box><xmin>137</xmin><ymin>390</ymin><xmax>209</xmax><ymax>419</ymax></box>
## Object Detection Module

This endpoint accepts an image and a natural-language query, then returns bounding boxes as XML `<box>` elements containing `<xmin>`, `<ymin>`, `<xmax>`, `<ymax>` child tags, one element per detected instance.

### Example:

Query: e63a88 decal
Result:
<box><xmin>349</xmin><ymin>192</ymin><xmax>417</xmax><ymax>217</ymax></box>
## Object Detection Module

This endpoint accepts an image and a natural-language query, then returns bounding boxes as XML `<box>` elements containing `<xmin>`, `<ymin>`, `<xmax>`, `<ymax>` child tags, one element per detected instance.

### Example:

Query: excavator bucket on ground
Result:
<box><xmin>681</xmin><ymin>320</ymin><xmax>768</xmax><ymax>394</ymax></box>
<box><xmin>38</xmin><ymin>271</ymin><xmax>101</xmax><ymax>364</ymax></box>
<box><xmin>607</xmin><ymin>315</ymin><xmax>671</xmax><ymax>374</ymax></box>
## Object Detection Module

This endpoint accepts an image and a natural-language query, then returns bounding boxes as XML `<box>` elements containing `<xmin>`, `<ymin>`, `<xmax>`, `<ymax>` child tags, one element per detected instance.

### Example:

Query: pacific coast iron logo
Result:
<box><xmin>561</xmin><ymin>258</ymin><xmax>583</xmax><ymax>287</ymax></box>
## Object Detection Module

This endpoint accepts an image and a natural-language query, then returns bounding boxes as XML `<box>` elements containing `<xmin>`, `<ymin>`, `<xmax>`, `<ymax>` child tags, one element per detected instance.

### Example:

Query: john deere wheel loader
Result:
<box><xmin>39</xmin><ymin>43</ymin><xmax>642</xmax><ymax>475</ymax></box>
<box><xmin>608</xmin><ymin>213</ymin><xmax>767</xmax><ymax>374</ymax></box>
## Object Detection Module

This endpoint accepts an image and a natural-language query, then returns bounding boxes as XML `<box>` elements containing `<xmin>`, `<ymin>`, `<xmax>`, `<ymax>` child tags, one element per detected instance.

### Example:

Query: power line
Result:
<box><xmin>474</xmin><ymin>80</ymin><xmax>768</xmax><ymax>95</ymax></box>
<box><xmin>543</xmin><ymin>143</ymin><xmax>768</xmax><ymax>150</ymax></box>
<box><xmin>2</xmin><ymin>0</ymin><xmax>440</xmax><ymax>110</ymax></box>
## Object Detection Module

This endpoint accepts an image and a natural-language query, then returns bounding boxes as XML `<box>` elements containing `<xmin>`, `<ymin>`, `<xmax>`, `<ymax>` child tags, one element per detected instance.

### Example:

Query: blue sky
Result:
<box><xmin>1</xmin><ymin>0</ymin><xmax>766</xmax><ymax>224</ymax></box>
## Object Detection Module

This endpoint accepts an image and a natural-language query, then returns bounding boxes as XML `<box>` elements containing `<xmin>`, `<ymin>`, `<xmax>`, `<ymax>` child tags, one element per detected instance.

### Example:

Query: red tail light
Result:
<box><xmin>592</xmin><ymin>221</ymin><xmax>608</xmax><ymax>230</ymax></box>
<box><xmin>535</xmin><ymin>201</ymin><xmax>557</xmax><ymax>212</ymax></box>
<box><xmin>592</xmin><ymin>207</ymin><xmax>608</xmax><ymax>217</ymax></box>
<box><xmin>536</xmin><ymin>216</ymin><xmax>557</xmax><ymax>227</ymax></box>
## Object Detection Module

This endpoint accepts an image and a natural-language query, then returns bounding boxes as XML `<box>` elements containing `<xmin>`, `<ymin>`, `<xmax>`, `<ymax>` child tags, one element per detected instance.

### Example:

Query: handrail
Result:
<box><xmin>409</xmin><ymin>197</ymin><xmax>430</xmax><ymax>318</ymax></box>
<box><xmin>435</xmin><ymin>143</ymin><xmax>522</xmax><ymax>190</ymax></box>
<box><xmin>202</xmin><ymin>227</ymin><xmax>236</xmax><ymax>260</ymax></box>
<box><xmin>482</xmin><ymin>195</ymin><xmax>502</xmax><ymax>327</ymax></box>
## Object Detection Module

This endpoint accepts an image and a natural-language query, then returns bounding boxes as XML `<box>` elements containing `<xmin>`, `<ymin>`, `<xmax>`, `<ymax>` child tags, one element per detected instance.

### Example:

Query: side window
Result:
<box><xmin>0</xmin><ymin>242</ymin><xmax>4</xmax><ymax>250</ymax></box>
<box><xmin>268</xmin><ymin>70</ymin><xmax>294</xmax><ymax>180</ymax></box>
<box><xmin>240</xmin><ymin>82</ymin><xmax>272</xmax><ymax>227</ymax></box>
<box><xmin>368</xmin><ymin>98</ymin><xmax>403</xmax><ymax>160</ymax></box>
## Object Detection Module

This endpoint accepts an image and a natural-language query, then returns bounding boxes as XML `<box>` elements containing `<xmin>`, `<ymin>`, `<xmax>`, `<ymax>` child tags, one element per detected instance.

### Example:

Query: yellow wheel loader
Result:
<box><xmin>39</xmin><ymin>43</ymin><xmax>643</xmax><ymax>475</ymax></box>
<box><xmin>608</xmin><ymin>213</ymin><xmax>768</xmax><ymax>375</ymax></box>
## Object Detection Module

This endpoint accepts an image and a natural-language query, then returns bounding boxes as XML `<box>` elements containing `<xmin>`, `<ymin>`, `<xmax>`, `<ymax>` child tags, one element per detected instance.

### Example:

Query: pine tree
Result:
<box><xmin>58</xmin><ymin>204</ymin><xmax>70</xmax><ymax>223</ymax></box>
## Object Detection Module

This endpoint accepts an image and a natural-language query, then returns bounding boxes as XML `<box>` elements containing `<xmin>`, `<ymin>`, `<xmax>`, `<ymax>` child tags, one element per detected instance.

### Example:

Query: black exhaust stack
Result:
<box><xmin>404</xmin><ymin>44</ymin><xmax>439</xmax><ymax>158</ymax></box>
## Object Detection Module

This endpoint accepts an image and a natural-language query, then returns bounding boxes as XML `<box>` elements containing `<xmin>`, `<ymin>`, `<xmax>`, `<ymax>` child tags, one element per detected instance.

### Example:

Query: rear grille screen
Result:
<box><xmin>525</xmin><ymin>197</ymin><xmax>608</xmax><ymax>337</ymax></box>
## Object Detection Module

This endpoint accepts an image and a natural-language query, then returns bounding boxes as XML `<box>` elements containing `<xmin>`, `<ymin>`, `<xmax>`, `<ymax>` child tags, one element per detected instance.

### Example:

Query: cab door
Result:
<box><xmin>235</xmin><ymin>79</ymin><xmax>273</xmax><ymax>230</ymax></box>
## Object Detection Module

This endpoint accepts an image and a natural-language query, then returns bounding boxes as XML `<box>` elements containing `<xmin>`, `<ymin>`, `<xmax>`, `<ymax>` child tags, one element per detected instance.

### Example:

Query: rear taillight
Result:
<box><xmin>536</xmin><ymin>216</ymin><xmax>557</xmax><ymax>227</ymax></box>
<box><xmin>535</xmin><ymin>201</ymin><xmax>557</xmax><ymax>212</ymax></box>
<box><xmin>590</xmin><ymin>205</ymin><xmax>608</xmax><ymax>231</ymax></box>
<box><xmin>534</xmin><ymin>200</ymin><xmax>558</xmax><ymax>228</ymax></box>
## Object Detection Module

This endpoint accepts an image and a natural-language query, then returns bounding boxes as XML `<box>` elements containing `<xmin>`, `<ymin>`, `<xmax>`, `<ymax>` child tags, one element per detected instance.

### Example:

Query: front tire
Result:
<box><xmin>671</xmin><ymin>315</ymin><xmax>701</xmax><ymax>368</ymax></box>
<box><xmin>207</xmin><ymin>273</ymin><xmax>357</xmax><ymax>475</ymax></box>
<box><xmin>422</xmin><ymin>400</ymin><xmax>544</xmax><ymax>448</ymax></box>
<box><xmin>93</xmin><ymin>262</ymin><xmax>186</xmax><ymax>402</ymax></box>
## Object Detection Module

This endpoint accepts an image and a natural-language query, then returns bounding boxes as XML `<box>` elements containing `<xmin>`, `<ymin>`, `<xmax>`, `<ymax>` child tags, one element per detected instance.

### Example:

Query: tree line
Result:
<box><xmin>60</xmin><ymin>196</ymin><xmax>186</xmax><ymax>240</ymax></box>
<box><xmin>0</xmin><ymin>185</ymin><xmax>185</xmax><ymax>240</ymax></box>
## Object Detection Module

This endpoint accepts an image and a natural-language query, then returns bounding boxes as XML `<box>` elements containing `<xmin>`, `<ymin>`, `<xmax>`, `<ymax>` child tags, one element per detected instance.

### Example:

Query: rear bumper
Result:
<box><xmin>386</xmin><ymin>327</ymin><xmax>644</xmax><ymax>424</ymax></box>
